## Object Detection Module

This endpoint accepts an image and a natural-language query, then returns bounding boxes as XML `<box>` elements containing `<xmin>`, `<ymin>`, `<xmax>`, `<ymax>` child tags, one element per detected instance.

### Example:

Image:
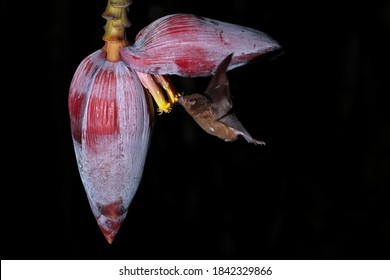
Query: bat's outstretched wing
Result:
<box><xmin>204</xmin><ymin>54</ymin><xmax>233</xmax><ymax>120</ymax></box>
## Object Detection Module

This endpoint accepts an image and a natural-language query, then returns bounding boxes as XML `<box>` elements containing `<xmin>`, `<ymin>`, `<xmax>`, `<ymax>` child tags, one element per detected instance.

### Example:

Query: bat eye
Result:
<box><xmin>188</xmin><ymin>98</ymin><xmax>196</xmax><ymax>105</ymax></box>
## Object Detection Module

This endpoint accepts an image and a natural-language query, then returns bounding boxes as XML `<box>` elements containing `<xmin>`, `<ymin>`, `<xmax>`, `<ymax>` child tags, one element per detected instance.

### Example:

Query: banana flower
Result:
<box><xmin>68</xmin><ymin>0</ymin><xmax>281</xmax><ymax>244</ymax></box>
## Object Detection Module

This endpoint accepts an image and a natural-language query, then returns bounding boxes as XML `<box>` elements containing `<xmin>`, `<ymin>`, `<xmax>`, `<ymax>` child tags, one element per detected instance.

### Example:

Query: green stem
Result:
<box><xmin>102</xmin><ymin>0</ymin><xmax>132</xmax><ymax>61</ymax></box>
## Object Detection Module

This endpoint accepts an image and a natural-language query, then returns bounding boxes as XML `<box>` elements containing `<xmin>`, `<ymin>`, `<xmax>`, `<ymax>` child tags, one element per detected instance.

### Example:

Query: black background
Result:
<box><xmin>3</xmin><ymin>0</ymin><xmax>389</xmax><ymax>259</ymax></box>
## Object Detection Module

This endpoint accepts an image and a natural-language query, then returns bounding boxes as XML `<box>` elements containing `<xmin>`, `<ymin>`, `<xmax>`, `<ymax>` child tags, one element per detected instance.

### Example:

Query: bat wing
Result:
<box><xmin>204</xmin><ymin>54</ymin><xmax>233</xmax><ymax>120</ymax></box>
<box><xmin>219</xmin><ymin>113</ymin><xmax>250</xmax><ymax>135</ymax></box>
<box><xmin>219</xmin><ymin>113</ymin><xmax>263</xmax><ymax>145</ymax></box>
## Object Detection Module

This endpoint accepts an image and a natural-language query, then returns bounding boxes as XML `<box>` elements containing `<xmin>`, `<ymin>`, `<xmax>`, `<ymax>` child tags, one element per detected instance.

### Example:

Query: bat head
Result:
<box><xmin>178</xmin><ymin>94</ymin><xmax>210</xmax><ymax>113</ymax></box>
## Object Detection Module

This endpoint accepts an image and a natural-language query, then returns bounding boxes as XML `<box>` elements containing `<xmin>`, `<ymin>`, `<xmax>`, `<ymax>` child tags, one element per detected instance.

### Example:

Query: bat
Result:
<box><xmin>177</xmin><ymin>53</ymin><xmax>265</xmax><ymax>145</ymax></box>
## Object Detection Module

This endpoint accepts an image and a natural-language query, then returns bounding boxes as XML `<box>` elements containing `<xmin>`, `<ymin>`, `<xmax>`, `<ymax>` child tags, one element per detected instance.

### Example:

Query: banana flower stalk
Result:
<box><xmin>68</xmin><ymin>0</ymin><xmax>281</xmax><ymax>244</ymax></box>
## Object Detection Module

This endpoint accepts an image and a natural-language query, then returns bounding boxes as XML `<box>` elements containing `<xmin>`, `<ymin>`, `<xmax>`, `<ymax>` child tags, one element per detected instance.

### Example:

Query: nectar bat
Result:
<box><xmin>178</xmin><ymin>53</ymin><xmax>265</xmax><ymax>145</ymax></box>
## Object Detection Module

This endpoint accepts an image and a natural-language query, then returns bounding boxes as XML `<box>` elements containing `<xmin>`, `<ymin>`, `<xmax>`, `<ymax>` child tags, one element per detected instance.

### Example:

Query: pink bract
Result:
<box><xmin>68</xmin><ymin>49</ymin><xmax>153</xmax><ymax>243</ymax></box>
<box><xmin>120</xmin><ymin>13</ymin><xmax>281</xmax><ymax>77</ymax></box>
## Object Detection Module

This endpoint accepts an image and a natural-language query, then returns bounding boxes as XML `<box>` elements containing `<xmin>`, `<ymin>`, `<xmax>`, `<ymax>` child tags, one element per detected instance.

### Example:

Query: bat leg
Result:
<box><xmin>221</xmin><ymin>114</ymin><xmax>266</xmax><ymax>145</ymax></box>
<box><xmin>237</xmin><ymin>131</ymin><xmax>266</xmax><ymax>145</ymax></box>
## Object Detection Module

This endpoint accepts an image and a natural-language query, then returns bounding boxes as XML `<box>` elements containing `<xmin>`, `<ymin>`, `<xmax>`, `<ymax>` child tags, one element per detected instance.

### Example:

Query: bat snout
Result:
<box><xmin>177</xmin><ymin>96</ymin><xmax>186</xmax><ymax>105</ymax></box>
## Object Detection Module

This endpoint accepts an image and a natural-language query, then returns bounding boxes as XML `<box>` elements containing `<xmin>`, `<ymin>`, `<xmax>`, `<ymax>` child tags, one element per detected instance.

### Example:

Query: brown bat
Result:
<box><xmin>178</xmin><ymin>53</ymin><xmax>265</xmax><ymax>145</ymax></box>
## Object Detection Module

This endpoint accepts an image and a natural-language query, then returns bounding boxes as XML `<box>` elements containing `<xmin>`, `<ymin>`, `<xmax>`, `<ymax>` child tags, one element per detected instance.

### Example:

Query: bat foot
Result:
<box><xmin>242</xmin><ymin>135</ymin><xmax>266</xmax><ymax>145</ymax></box>
<box><xmin>254</xmin><ymin>140</ymin><xmax>266</xmax><ymax>146</ymax></box>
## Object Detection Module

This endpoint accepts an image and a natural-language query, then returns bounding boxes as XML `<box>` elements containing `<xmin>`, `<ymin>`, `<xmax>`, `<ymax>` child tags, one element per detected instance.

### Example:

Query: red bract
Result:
<box><xmin>68</xmin><ymin>49</ymin><xmax>153</xmax><ymax>243</ymax></box>
<box><xmin>120</xmin><ymin>13</ymin><xmax>281</xmax><ymax>77</ymax></box>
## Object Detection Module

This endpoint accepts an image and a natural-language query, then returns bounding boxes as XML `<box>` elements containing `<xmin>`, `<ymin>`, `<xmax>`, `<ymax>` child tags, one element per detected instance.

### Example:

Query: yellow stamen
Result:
<box><xmin>154</xmin><ymin>74</ymin><xmax>181</xmax><ymax>104</ymax></box>
<box><xmin>136</xmin><ymin>72</ymin><xmax>180</xmax><ymax>113</ymax></box>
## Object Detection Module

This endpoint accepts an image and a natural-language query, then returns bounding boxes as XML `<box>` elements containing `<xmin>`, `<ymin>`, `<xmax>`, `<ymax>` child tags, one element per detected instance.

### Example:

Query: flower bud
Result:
<box><xmin>120</xmin><ymin>13</ymin><xmax>282</xmax><ymax>77</ymax></box>
<box><xmin>68</xmin><ymin>49</ymin><xmax>153</xmax><ymax>243</ymax></box>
